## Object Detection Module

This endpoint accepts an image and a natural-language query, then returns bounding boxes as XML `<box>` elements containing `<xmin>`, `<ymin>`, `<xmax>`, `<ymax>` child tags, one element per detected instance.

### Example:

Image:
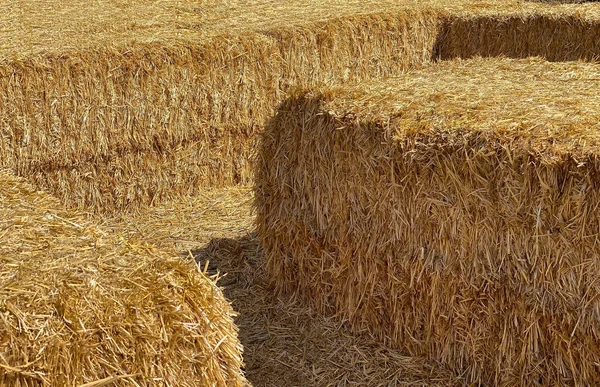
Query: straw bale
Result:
<box><xmin>0</xmin><ymin>0</ymin><xmax>513</xmax><ymax>58</ymax></box>
<box><xmin>0</xmin><ymin>8</ymin><xmax>443</xmax><ymax>213</ymax></box>
<box><xmin>256</xmin><ymin>57</ymin><xmax>600</xmax><ymax>385</ymax></box>
<box><xmin>0</xmin><ymin>169</ymin><xmax>247</xmax><ymax>386</ymax></box>
<box><xmin>528</xmin><ymin>0</ymin><xmax>597</xmax><ymax>3</ymax></box>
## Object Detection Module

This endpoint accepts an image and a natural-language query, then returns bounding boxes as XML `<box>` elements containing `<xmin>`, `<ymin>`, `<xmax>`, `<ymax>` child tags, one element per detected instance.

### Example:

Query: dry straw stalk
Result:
<box><xmin>0</xmin><ymin>169</ymin><xmax>247</xmax><ymax>386</ymax></box>
<box><xmin>256</xmin><ymin>57</ymin><xmax>600</xmax><ymax>385</ymax></box>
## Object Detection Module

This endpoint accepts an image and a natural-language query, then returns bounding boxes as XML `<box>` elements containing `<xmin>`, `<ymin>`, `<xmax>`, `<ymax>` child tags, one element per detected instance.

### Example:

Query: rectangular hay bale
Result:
<box><xmin>256</xmin><ymin>57</ymin><xmax>600</xmax><ymax>385</ymax></box>
<box><xmin>0</xmin><ymin>169</ymin><xmax>247</xmax><ymax>386</ymax></box>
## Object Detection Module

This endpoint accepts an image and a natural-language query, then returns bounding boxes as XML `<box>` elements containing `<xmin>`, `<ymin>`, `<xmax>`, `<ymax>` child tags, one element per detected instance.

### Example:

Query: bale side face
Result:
<box><xmin>256</xmin><ymin>58</ymin><xmax>600</xmax><ymax>385</ymax></box>
<box><xmin>0</xmin><ymin>170</ymin><xmax>247</xmax><ymax>386</ymax></box>
<box><xmin>436</xmin><ymin>13</ymin><xmax>600</xmax><ymax>62</ymax></box>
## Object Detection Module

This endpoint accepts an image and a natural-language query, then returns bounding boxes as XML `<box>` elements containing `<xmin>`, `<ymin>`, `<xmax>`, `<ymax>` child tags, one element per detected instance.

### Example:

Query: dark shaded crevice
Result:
<box><xmin>193</xmin><ymin>233</ymin><xmax>261</xmax><ymax>289</ymax></box>
<box><xmin>434</xmin><ymin>14</ymin><xmax>600</xmax><ymax>63</ymax></box>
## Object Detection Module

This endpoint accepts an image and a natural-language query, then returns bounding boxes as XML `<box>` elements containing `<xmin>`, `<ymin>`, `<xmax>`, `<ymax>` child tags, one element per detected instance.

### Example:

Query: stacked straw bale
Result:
<box><xmin>5</xmin><ymin>0</ymin><xmax>600</xmax><ymax>213</ymax></box>
<box><xmin>0</xmin><ymin>169</ymin><xmax>247</xmax><ymax>386</ymax></box>
<box><xmin>0</xmin><ymin>5</ymin><xmax>443</xmax><ymax>213</ymax></box>
<box><xmin>256</xmin><ymin>57</ymin><xmax>600</xmax><ymax>385</ymax></box>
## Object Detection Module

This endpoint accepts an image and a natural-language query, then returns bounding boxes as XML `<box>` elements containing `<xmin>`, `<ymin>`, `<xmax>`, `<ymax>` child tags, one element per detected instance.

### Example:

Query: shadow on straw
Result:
<box><xmin>191</xmin><ymin>235</ymin><xmax>464</xmax><ymax>387</ymax></box>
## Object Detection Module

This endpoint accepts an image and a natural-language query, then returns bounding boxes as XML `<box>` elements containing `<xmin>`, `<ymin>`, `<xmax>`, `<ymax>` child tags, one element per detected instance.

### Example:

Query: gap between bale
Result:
<box><xmin>102</xmin><ymin>186</ymin><xmax>467</xmax><ymax>387</ymax></box>
<box><xmin>435</xmin><ymin>13</ymin><xmax>600</xmax><ymax>62</ymax></box>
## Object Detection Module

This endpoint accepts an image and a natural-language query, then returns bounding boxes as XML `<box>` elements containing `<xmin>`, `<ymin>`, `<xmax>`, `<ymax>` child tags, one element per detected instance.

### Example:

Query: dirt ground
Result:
<box><xmin>105</xmin><ymin>187</ymin><xmax>465</xmax><ymax>386</ymax></box>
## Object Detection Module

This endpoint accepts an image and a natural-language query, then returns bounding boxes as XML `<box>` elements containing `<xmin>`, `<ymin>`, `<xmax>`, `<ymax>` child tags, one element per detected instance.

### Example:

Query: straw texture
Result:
<box><xmin>436</xmin><ymin>12</ymin><xmax>600</xmax><ymax>62</ymax></box>
<box><xmin>0</xmin><ymin>169</ymin><xmax>247</xmax><ymax>386</ymax></box>
<box><xmin>0</xmin><ymin>7</ymin><xmax>442</xmax><ymax>213</ymax></box>
<box><xmin>106</xmin><ymin>186</ymin><xmax>466</xmax><ymax>387</ymax></box>
<box><xmin>256</xmin><ymin>57</ymin><xmax>600</xmax><ymax>385</ymax></box>
<box><xmin>5</xmin><ymin>0</ymin><xmax>600</xmax><ymax>213</ymax></box>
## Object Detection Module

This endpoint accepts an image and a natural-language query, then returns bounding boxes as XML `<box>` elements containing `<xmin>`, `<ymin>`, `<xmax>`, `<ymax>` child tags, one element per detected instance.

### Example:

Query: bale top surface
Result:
<box><xmin>0</xmin><ymin>169</ymin><xmax>246</xmax><ymax>386</ymax></box>
<box><xmin>4</xmin><ymin>0</ymin><xmax>600</xmax><ymax>59</ymax></box>
<box><xmin>317</xmin><ymin>57</ymin><xmax>600</xmax><ymax>160</ymax></box>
